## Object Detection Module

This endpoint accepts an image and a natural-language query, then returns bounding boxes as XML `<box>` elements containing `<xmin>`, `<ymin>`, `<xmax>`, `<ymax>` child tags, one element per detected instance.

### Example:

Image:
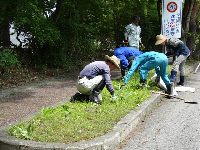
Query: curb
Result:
<box><xmin>0</xmin><ymin>62</ymin><xmax>199</xmax><ymax>150</ymax></box>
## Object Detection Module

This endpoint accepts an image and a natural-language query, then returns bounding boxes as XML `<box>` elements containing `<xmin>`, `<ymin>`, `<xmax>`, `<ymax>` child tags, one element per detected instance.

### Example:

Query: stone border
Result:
<box><xmin>0</xmin><ymin>62</ymin><xmax>199</xmax><ymax>150</ymax></box>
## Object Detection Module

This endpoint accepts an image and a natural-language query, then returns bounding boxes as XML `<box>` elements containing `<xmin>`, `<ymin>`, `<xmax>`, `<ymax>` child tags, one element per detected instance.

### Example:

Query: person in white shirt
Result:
<box><xmin>124</xmin><ymin>15</ymin><xmax>143</xmax><ymax>50</ymax></box>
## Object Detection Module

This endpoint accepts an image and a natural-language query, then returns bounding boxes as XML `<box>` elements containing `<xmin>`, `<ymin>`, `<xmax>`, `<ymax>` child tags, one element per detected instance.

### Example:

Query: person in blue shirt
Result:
<box><xmin>155</xmin><ymin>34</ymin><xmax>190</xmax><ymax>86</ymax></box>
<box><xmin>120</xmin><ymin>51</ymin><xmax>173</xmax><ymax>95</ymax></box>
<box><xmin>114</xmin><ymin>46</ymin><xmax>143</xmax><ymax>77</ymax></box>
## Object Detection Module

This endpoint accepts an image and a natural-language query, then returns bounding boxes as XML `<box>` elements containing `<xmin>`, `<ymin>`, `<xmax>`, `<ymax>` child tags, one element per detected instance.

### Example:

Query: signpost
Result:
<box><xmin>162</xmin><ymin>0</ymin><xmax>183</xmax><ymax>38</ymax></box>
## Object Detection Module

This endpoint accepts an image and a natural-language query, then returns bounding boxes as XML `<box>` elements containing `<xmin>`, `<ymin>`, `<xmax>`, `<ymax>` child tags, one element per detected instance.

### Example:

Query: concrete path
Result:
<box><xmin>115</xmin><ymin>64</ymin><xmax>200</xmax><ymax>150</ymax></box>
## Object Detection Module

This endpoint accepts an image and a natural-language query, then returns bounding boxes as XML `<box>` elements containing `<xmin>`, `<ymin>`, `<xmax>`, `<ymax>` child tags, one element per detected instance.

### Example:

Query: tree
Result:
<box><xmin>182</xmin><ymin>0</ymin><xmax>199</xmax><ymax>59</ymax></box>
<box><xmin>53</xmin><ymin>0</ymin><xmax>63</xmax><ymax>25</ymax></box>
<box><xmin>0</xmin><ymin>0</ymin><xmax>15</xmax><ymax>47</ymax></box>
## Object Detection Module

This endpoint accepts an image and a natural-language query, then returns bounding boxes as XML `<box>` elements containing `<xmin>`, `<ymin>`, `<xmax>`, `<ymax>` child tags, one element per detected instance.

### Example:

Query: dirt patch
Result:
<box><xmin>0</xmin><ymin>76</ymin><xmax>79</xmax><ymax>127</ymax></box>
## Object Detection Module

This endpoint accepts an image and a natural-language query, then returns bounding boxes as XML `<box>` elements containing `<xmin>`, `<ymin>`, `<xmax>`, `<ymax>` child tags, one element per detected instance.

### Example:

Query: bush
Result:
<box><xmin>0</xmin><ymin>48</ymin><xmax>19</xmax><ymax>74</ymax></box>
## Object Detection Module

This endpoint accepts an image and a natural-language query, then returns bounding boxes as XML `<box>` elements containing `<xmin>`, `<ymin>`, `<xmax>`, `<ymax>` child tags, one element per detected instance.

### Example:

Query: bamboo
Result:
<box><xmin>151</xmin><ymin>90</ymin><xmax>198</xmax><ymax>104</ymax></box>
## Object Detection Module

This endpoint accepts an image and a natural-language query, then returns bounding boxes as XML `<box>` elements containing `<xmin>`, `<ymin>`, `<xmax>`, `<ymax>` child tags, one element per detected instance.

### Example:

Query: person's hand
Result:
<box><xmin>111</xmin><ymin>95</ymin><xmax>118</xmax><ymax>102</ymax></box>
<box><xmin>155</xmin><ymin>77</ymin><xmax>160</xmax><ymax>84</ymax></box>
<box><xmin>120</xmin><ymin>83</ymin><xmax>126</xmax><ymax>89</ymax></box>
<box><xmin>124</xmin><ymin>40</ymin><xmax>128</xmax><ymax>46</ymax></box>
<box><xmin>139</xmin><ymin>43</ymin><xmax>145</xmax><ymax>50</ymax></box>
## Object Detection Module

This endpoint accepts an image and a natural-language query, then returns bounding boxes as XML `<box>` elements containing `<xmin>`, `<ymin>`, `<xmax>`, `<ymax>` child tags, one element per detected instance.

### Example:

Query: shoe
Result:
<box><xmin>70</xmin><ymin>93</ymin><xmax>90</xmax><ymax>102</ymax></box>
<box><xmin>140</xmin><ymin>79</ymin><xmax>147</xmax><ymax>86</ymax></box>
<box><xmin>166</xmin><ymin>84</ymin><xmax>173</xmax><ymax>99</ymax></box>
<box><xmin>89</xmin><ymin>90</ymin><xmax>101</xmax><ymax>105</ymax></box>
<box><xmin>97</xmin><ymin>94</ymin><xmax>102</xmax><ymax>101</ymax></box>
<box><xmin>70</xmin><ymin>93</ymin><xmax>81</xmax><ymax>102</ymax></box>
<box><xmin>177</xmin><ymin>76</ymin><xmax>184</xmax><ymax>86</ymax></box>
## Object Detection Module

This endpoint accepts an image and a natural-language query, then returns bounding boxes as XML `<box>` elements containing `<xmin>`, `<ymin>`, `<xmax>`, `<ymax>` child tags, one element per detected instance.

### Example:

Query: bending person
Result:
<box><xmin>121</xmin><ymin>51</ymin><xmax>173</xmax><ymax>95</ymax></box>
<box><xmin>114</xmin><ymin>46</ymin><xmax>143</xmax><ymax>77</ymax></box>
<box><xmin>155</xmin><ymin>34</ymin><xmax>190</xmax><ymax>86</ymax></box>
<box><xmin>72</xmin><ymin>55</ymin><xmax>120</xmax><ymax>105</ymax></box>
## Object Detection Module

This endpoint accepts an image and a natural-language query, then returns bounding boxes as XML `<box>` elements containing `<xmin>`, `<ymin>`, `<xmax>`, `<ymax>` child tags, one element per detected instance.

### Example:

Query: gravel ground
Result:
<box><xmin>0</xmin><ymin>70</ymin><xmax>121</xmax><ymax>127</ymax></box>
<box><xmin>0</xmin><ymin>76</ymin><xmax>78</xmax><ymax>127</ymax></box>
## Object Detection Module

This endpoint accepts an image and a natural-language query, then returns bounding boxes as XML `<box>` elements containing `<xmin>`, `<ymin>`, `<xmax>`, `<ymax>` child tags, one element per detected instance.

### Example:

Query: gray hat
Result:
<box><xmin>128</xmin><ymin>56</ymin><xmax>135</xmax><ymax>63</ymax></box>
<box><xmin>133</xmin><ymin>15</ymin><xmax>140</xmax><ymax>20</ymax></box>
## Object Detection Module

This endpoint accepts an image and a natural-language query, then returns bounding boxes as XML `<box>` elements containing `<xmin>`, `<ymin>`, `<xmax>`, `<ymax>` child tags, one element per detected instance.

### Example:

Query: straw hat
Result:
<box><xmin>155</xmin><ymin>34</ymin><xmax>167</xmax><ymax>45</ymax></box>
<box><xmin>105</xmin><ymin>55</ymin><xmax>120</xmax><ymax>70</ymax></box>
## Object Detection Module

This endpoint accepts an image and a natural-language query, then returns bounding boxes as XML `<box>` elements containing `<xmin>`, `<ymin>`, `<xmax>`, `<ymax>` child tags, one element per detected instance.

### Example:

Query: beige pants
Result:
<box><xmin>76</xmin><ymin>75</ymin><xmax>104</xmax><ymax>95</ymax></box>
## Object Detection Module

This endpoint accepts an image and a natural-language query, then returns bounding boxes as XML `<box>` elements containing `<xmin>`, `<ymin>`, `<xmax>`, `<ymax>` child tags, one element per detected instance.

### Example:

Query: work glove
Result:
<box><xmin>111</xmin><ymin>95</ymin><xmax>118</xmax><ymax>102</ymax></box>
<box><xmin>139</xmin><ymin>43</ymin><xmax>145</xmax><ymax>50</ymax></box>
<box><xmin>124</xmin><ymin>40</ymin><xmax>128</xmax><ymax>46</ymax></box>
<box><xmin>155</xmin><ymin>77</ymin><xmax>160</xmax><ymax>84</ymax></box>
<box><xmin>139</xmin><ymin>42</ymin><xmax>143</xmax><ymax>47</ymax></box>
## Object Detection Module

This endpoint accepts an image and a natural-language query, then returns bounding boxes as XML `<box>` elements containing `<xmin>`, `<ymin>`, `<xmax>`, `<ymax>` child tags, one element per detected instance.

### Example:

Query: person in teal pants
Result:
<box><xmin>121</xmin><ymin>51</ymin><xmax>173</xmax><ymax>95</ymax></box>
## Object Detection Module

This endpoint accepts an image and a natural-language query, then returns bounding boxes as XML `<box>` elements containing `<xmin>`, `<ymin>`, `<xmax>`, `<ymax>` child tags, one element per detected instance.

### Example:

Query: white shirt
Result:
<box><xmin>124</xmin><ymin>23</ymin><xmax>141</xmax><ymax>49</ymax></box>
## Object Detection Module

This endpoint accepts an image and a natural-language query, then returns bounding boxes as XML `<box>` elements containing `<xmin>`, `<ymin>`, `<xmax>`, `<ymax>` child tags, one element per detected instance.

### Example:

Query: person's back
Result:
<box><xmin>114</xmin><ymin>47</ymin><xmax>143</xmax><ymax>77</ymax></box>
<box><xmin>114</xmin><ymin>47</ymin><xmax>142</xmax><ymax>58</ymax></box>
<box><xmin>114</xmin><ymin>47</ymin><xmax>143</xmax><ymax>68</ymax></box>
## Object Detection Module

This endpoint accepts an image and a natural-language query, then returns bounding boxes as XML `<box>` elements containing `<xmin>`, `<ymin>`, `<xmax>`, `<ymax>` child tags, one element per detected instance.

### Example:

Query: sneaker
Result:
<box><xmin>97</xmin><ymin>94</ymin><xmax>102</xmax><ymax>101</ymax></box>
<box><xmin>70</xmin><ymin>93</ymin><xmax>81</xmax><ymax>102</ymax></box>
<box><xmin>89</xmin><ymin>92</ymin><xmax>101</xmax><ymax>105</ymax></box>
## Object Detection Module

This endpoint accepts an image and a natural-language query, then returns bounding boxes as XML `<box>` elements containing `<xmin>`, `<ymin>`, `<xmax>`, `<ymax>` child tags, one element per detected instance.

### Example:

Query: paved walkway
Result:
<box><xmin>116</xmin><ymin>64</ymin><xmax>200</xmax><ymax>150</ymax></box>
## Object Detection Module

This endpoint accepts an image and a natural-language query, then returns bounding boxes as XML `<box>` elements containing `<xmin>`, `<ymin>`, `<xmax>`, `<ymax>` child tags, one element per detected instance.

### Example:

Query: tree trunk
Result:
<box><xmin>182</xmin><ymin>0</ymin><xmax>194</xmax><ymax>43</ymax></box>
<box><xmin>157</xmin><ymin>0</ymin><xmax>161</xmax><ymax>27</ymax></box>
<box><xmin>0</xmin><ymin>22</ymin><xmax>10</xmax><ymax>47</ymax></box>
<box><xmin>0</xmin><ymin>2</ymin><xmax>10</xmax><ymax>47</ymax></box>
<box><xmin>53</xmin><ymin>0</ymin><xmax>63</xmax><ymax>25</ymax></box>
<box><xmin>186</xmin><ymin>1</ymin><xmax>199</xmax><ymax>59</ymax></box>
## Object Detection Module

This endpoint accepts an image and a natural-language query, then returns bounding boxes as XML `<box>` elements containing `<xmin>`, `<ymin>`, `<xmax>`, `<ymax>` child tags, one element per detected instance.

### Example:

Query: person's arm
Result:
<box><xmin>139</xmin><ymin>26</ymin><xmax>142</xmax><ymax>42</ymax></box>
<box><xmin>103</xmin><ymin>69</ymin><xmax>115</xmax><ymax>95</ymax></box>
<box><xmin>124</xmin><ymin>25</ymin><xmax>130</xmax><ymax>46</ymax></box>
<box><xmin>124</xmin><ymin>61</ymin><xmax>140</xmax><ymax>84</ymax></box>
<box><xmin>177</xmin><ymin>41</ymin><xmax>184</xmax><ymax>49</ymax></box>
<box><xmin>114</xmin><ymin>49</ymin><xmax>129</xmax><ymax>77</ymax></box>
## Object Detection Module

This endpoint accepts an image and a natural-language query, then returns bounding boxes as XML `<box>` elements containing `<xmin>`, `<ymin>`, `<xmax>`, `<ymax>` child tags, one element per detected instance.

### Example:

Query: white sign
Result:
<box><xmin>162</xmin><ymin>0</ymin><xmax>182</xmax><ymax>38</ymax></box>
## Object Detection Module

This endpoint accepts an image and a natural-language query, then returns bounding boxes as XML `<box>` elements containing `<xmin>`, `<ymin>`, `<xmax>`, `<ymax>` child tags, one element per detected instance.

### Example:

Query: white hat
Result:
<box><xmin>155</xmin><ymin>34</ymin><xmax>167</xmax><ymax>45</ymax></box>
<box><xmin>105</xmin><ymin>55</ymin><xmax>120</xmax><ymax>70</ymax></box>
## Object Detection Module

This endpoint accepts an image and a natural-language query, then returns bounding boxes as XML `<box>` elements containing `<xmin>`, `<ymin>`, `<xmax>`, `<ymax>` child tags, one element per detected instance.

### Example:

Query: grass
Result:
<box><xmin>7</xmin><ymin>64</ymin><xmax>189</xmax><ymax>144</ymax></box>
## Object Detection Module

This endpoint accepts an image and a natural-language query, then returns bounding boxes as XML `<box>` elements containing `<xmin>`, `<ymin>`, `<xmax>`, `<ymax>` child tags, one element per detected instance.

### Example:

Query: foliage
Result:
<box><xmin>0</xmin><ymin>0</ymin><xmax>162</xmax><ymax>71</ymax></box>
<box><xmin>0</xmin><ymin>48</ymin><xmax>19</xmax><ymax>72</ymax></box>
